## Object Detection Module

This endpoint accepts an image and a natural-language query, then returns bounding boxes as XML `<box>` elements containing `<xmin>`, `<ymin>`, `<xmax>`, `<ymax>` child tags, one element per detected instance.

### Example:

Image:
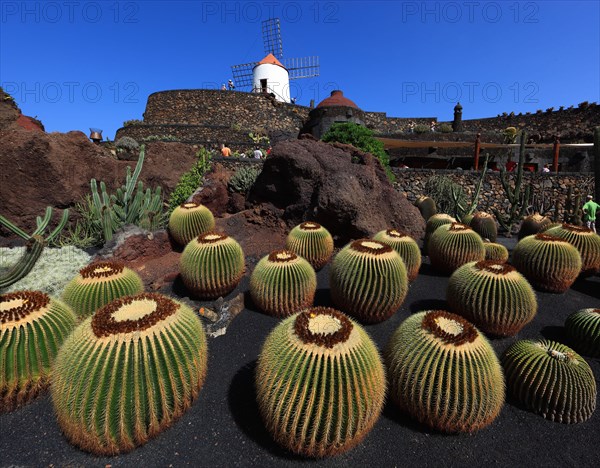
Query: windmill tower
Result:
<box><xmin>231</xmin><ymin>18</ymin><xmax>319</xmax><ymax>103</ymax></box>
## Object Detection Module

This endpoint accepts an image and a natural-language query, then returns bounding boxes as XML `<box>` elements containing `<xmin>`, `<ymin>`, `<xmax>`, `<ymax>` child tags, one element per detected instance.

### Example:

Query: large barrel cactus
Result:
<box><xmin>512</xmin><ymin>233</ymin><xmax>582</xmax><ymax>293</ymax></box>
<box><xmin>483</xmin><ymin>241</ymin><xmax>509</xmax><ymax>263</ymax></box>
<box><xmin>447</xmin><ymin>261</ymin><xmax>537</xmax><ymax>336</ymax></box>
<box><xmin>256</xmin><ymin>307</ymin><xmax>386</xmax><ymax>457</ymax></box>
<box><xmin>518</xmin><ymin>213</ymin><xmax>552</xmax><ymax>240</ymax></box>
<box><xmin>385</xmin><ymin>310</ymin><xmax>505</xmax><ymax>433</ymax></box>
<box><xmin>565</xmin><ymin>308</ymin><xmax>600</xmax><ymax>357</ymax></box>
<box><xmin>545</xmin><ymin>223</ymin><xmax>600</xmax><ymax>276</ymax></box>
<box><xmin>179</xmin><ymin>232</ymin><xmax>245</xmax><ymax>299</ymax></box>
<box><xmin>62</xmin><ymin>261</ymin><xmax>144</xmax><ymax>318</ymax></box>
<box><xmin>168</xmin><ymin>202</ymin><xmax>215</xmax><ymax>246</ymax></box>
<box><xmin>470</xmin><ymin>212</ymin><xmax>498</xmax><ymax>242</ymax></box>
<box><xmin>502</xmin><ymin>339</ymin><xmax>596</xmax><ymax>423</ymax></box>
<box><xmin>51</xmin><ymin>293</ymin><xmax>208</xmax><ymax>455</ymax></box>
<box><xmin>373</xmin><ymin>228</ymin><xmax>422</xmax><ymax>281</ymax></box>
<box><xmin>414</xmin><ymin>195</ymin><xmax>437</xmax><ymax>221</ymax></box>
<box><xmin>249</xmin><ymin>250</ymin><xmax>317</xmax><ymax>317</ymax></box>
<box><xmin>1</xmin><ymin>291</ymin><xmax>77</xmax><ymax>413</ymax></box>
<box><xmin>428</xmin><ymin>223</ymin><xmax>485</xmax><ymax>274</ymax></box>
<box><xmin>330</xmin><ymin>239</ymin><xmax>408</xmax><ymax>323</ymax></box>
<box><xmin>423</xmin><ymin>213</ymin><xmax>456</xmax><ymax>254</ymax></box>
<box><xmin>285</xmin><ymin>222</ymin><xmax>334</xmax><ymax>270</ymax></box>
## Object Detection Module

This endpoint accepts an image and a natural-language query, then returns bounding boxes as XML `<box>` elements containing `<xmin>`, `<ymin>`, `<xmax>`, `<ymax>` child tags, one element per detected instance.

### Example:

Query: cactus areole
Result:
<box><xmin>299</xmin><ymin>222</ymin><xmax>321</xmax><ymax>230</ymax></box>
<box><xmin>0</xmin><ymin>290</ymin><xmax>50</xmax><ymax>323</ymax></box>
<box><xmin>421</xmin><ymin>310</ymin><xmax>478</xmax><ymax>346</ymax></box>
<box><xmin>268</xmin><ymin>250</ymin><xmax>298</xmax><ymax>262</ymax></box>
<box><xmin>79</xmin><ymin>261</ymin><xmax>125</xmax><ymax>280</ymax></box>
<box><xmin>294</xmin><ymin>307</ymin><xmax>353</xmax><ymax>348</ymax></box>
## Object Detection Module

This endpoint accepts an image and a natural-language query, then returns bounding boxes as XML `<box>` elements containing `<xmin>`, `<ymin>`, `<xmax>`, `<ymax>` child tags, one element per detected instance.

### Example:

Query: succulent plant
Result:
<box><xmin>51</xmin><ymin>293</ymin><xmax>208</xmax><ymax>455</ymax></box>
<box><xmin>428</xmin><ymin>223</ymin><xmax>485</xmax><ymax>274</ymax></box>
<box><xmin>545</xmin><ymin>223</ymin><xmax>600</xmax><ymax>276</ymax></box>
<box><xmin>168</xmin><ymin>202</ymin><xmax>215</xmax><ymax>246</ymax></box>
<box><xmin>385</xmin><ymin>310</ymin><xmax>505</xmax><ymax>432</ymax></box>
<box><xmin>373</xmin><ymin>229</ymin><xmax>422</xmax><ymax>281</ymax></box>
<box><xmin>1</xmin><ymin>291</ymin><xmax>76</xmax><ymax>413</ymax></box>
<box><xmin>502</xmin><ymin>339</ymin><xmax>596</xmax><ymax>423</ymax></box>
<box><xmin>179</xmin><ymin>232</ymin><xmax>245</xmax><ymax>299</ymax></box>
<box><xmin>61</xmin><ymin>261</ymin><xmax>144</xmax><ymax>318</ymax></box>
<box><xmin>330</xmin><ymin>239</ymin><xmax>408</xmax><ymax>323</ymax></box>
<box><xmin>249</xmin><ymin>250</ymin><xmax>317</xmax><ymax>317</ymax></box>
<box><xmin>512</xmin><ymin>233</ymin><xmax>582</xmax><ymax>293</ymax></box>
<box><xmin>256</xmin><ymin>307</ymin><xmax>386</xmax><ymax>457</ymax></box>
<box><xmin>423</xmin><ymin>213</ymin><xmax>456</xmax><ymax>254</ymax></box>
<box><xmin>483</xmin><ymin>241</ymin><xmax>509</xmax><ymax>263</ymax></box>
<box><xmin>461</xmin><ymin>213</ymin><xmax>475</xmax><ymax>226</ymax></box>
<box><xmin>518</xmin><ymin>213</ymin><xmax>552</xmax><ymax>240</ymax></box>
<box><xmin>447</xmin><ymin>261</ymin><xmax>537</xmax><ymax>336</ymax></box>
<box><xmin>414</xmin><ymin>195</ymin><xmax>437</xmax><ymax>221</ymax></box>
<box><xmin>470</xmin><ymin>212</ymin><xmax>498</xmax><ymax>242</ymax></box>
<box><xmin>285</xmin><ymin>222</ymin><xmax>334</xmax><ymax>270</ymax></box>
<box><xmin>565</xmin><ymin>308</ymin><xmax>600</xmax><ymax>357</ymax></box>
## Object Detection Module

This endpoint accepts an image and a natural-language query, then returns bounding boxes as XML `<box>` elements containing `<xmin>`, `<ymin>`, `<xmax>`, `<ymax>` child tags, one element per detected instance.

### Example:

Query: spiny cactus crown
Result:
<box><xmin>79</xmin><ymin>261</ymin><xmax>125</xmax><ymax>279</ymax></box>
<box><xmin>180</xmin><ymin>202</ymin><xmax>201</xmax><ymax>210</ymax></box>
<box><xmin>385</xmin><ymin>228</ymin><xmax>409</xmax><ymax>238</ymax></box>
<box><xmin>351</xmin><ymin>239</ymin><xmax>393</xmax><ymax>255</ymax></box>
<box><xmin>560</xmin><ymin>223</ymin><xmax>592</xmax><ymax>233</ymax></box>
<box><xmin>294</xmin><ymin>307</ymin><xmax>353</xmax><ymax>348</ymax></box>
<box><xmin>534</xmin><ymin>233</ymin><xmax>567</xmax><ymax>242</ymax></box>
<box><xmin>0</xmin><ymin>290</ymin><xmax>49</xmax><ymax>323</ymax></box>
<box><xmin>448</xmin><ymin>222</ymin><xmax>471</xmax><ymax>232</ymax></box>
<box><xmin>536</xmin><ymin>341</ymin><xmax>577</xmax><ymax>363</ymax></box>
<box><xmin>267</xmin><ymin>250</ymin><xmax>298</xmax><ymax>262</ymax></box>
<box><xmin>421</xmin><ymin>310</ymin><xmax>478</xmax><ymax>346</ymax></box>
<box><xmin>299</xmin><ymin>221</ymin><xmax>322</xmax><ymax>230</ymax></box>
<box><xmin>474</xmin><ymin>260</ymin><xmax>515</xmax><ymax>275</ymax></box>
<box><xmin>197</xmin><ymin>232</ymin><xmax>228</xmax><ymax>244</ymax></box>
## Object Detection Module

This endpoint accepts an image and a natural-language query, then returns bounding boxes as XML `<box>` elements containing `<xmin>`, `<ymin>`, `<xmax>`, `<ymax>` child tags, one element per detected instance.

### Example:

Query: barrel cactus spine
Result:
<box><xmin>256</xmin><ymin>307</ymin><xmax>386</xmax><ymax>457</ymax></box>
<box><xmin>179</xmin><ymin>232</ymin><xmax>245</xmax><ymax>299</ymax></box>
<box><xmin>502</xmin><ymin>339</ymin><xmax>596</xmax><ymax>423</ymax></box>
<box><xmin>483</xmin><ymin>241</ymin><xmax>509</xmax><ymax>263</ymax></box>
<box><xmin>168</xmin><ymin>202</ymin><xmax>215</xmax><ymax>246</ymax></box>
<box><xmin>1</xmin><ymin>291</ymin><xmax>77</xmax><ymax>413</ymax></box>
<box><xmin>545</xmin><ymin>223</ymin><xmax>600</xmax><ymax>276</ymax></box>
<box><xmin>249</xmin><ymin>250</ymin><xmax>317</xmax><ymax>317</ymax></box>
<box><xmin>385</xmin><ymin>310</ymin><xmax>505</xmax><ymax>433</ymax></box>
<box><xmin>512</xmin><ymin>233</ymin><xmax>582</xmax><ymax>293</ymax></box>
<box><xmin>565</xmin><ymin>308</ymin><xmax>600</xmax><ymax>357</ymax></box>
<box><xmin>62</xmin><ymin>261</ymin><xmax>144</xmax><ymax>318</ymax></box>
<box><xmin>285</xmin><ymin>222</ymin><xmax>334</xmax><ymax>270</ymax></box>
<box><xmin>447</xmin><ymin>261</ymin><xmax>537</xmax><ymax>336</ymax></box>
<box><xmin>373</xmin><ymin>228</ymin><xmax>422</xmax><ymax>281</ymax></box>
<box><xmin>518</xmin><ymin>213</ymin><xmax>552</xmax><ymax>240</ymax></box>
<box><xmin>428</xmin><ymin>223</ymin><xmax>485</xmax><ymax>274</ymax></box>
<box><xmin>470</xmin><ymin>212</ymin><xmax>498</xmax><ymax>242</ymax></box>
<box><xmin>51</xmin><ymin>293</ymin><xmax>208</xmax><ymax>455</ymax></box>
<box><xmin>330</xmin><ymin>239</ymin><xmax>408</xmax><ymax>323</ymax></box>
<box><xmin>423</xmin><ymin>213</ymin><xmax>456</xmax><ymax>254</ymax></box>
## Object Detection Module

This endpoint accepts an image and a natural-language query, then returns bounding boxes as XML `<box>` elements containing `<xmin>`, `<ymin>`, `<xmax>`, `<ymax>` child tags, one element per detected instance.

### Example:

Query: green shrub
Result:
<box><xmin>414</xmin><ymin>124</ymin><xmax>430</xmax><ymax>134</ymax></box>
<box><xmin>115</xmin><ymin>136</ymin><xmax>139</xmax><ymax>151</ymax></box>
<box><xmin>228</xmin><ymin>166</ymin><xmax>261</xmax><ymax>194</ymax></box>
<box><xmin>438</xmin><ymin>123</ymin><xmax>453</xmax><ymax>133</ymax></box>
<box><xmin>168</xmin><ymin>147</ymin><xmax>212</xmax><ymax>213</ymax></box>
<box><xmin>123</xmin><ymin>119</ymin><xmax>142</xmax><ymax>127</ymax></box>
<box><xmin>425</xmin><ymin>175</ymin><xmax>468</xmax><ymax>219</ymax></box>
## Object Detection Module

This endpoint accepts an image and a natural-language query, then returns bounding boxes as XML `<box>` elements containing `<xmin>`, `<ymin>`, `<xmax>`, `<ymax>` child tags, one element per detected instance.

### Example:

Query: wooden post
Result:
<box><xmin>474</xmin><ymin>133</ymin><xmax>481</xmax><ymax>170</ymax></box>
<box><xmin>552</xmin><ymin>136</ymin><xmax>560</xmax><ymax>173</ymax></box>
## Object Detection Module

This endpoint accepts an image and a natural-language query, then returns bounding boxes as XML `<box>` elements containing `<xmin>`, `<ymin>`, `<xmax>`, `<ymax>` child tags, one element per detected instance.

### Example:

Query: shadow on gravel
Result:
<box><xmin>417</xmin><ymin>262</ymin><xmax>448</xmax><ymax>278</ymax></box>
<box><xmin>410</xmin><ymin>298</ymin><xmax>448</xmax><ymax>314</ymax></box>
<box><xmin>570</xmin><ymin>276</ymin><xmax>600</xmax><ymax>300</ymax></box>
<box><xmin>540</xmin><ymin>325</ymin><xmax>566</xmax><ymax>342</ymax></box>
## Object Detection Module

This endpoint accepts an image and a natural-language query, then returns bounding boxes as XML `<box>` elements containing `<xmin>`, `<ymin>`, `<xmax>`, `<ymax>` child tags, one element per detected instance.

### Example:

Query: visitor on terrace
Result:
<box><xmin>228</xmin><ymin>80</ymin><xmax>235</xmax><ymax>90</ymax></box>
<box><xmin>221</xmin><ymin>143</ymin><xmax>232</xmax><ymax>157</ymax></box>
<box><xmin>253</xmin><ymin>147</ymin><xmax>263</xmax><ymax>159</ymax></box>
<box><xmin>582</xmin><ymin>194</ymin><xmax>599</xmax><ymax>233</ymax></box>
<box><xmin>542</xmin><ymin>164</ymin><xmax>550</xmax><ymax>173</ymax></box>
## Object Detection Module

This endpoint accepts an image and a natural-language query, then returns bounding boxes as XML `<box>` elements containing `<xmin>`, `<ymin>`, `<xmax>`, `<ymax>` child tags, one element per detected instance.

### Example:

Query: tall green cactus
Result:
<box><xmin>0</xmin><ymin>207</ymin><xmax>69</xmax><ymax>289</ymax></box>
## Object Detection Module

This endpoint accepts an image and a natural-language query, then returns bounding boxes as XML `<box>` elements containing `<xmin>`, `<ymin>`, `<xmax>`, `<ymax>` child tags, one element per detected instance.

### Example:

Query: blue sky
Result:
<box><xmin>1</xmin><ymin>1</ymin><xmax>599</xmax><ymax>139</ymax></box>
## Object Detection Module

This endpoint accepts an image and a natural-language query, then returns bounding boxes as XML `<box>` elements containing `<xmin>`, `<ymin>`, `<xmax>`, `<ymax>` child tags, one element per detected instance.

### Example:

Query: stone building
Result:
<box><xmin>300</xmin><ymin>90</ymin><xmax>366</xmax><ymax>139</ymax></box>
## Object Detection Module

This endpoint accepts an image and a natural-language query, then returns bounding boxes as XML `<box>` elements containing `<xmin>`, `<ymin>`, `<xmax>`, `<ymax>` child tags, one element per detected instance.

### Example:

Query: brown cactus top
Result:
<box><xmin>534</xmin><ymin>233</ymin><xmax>568</xmax><ymax>242</ymax></box>
<box><xmin>197</xmin><ymin>232</ymin><xmax>228</xmax><ymax>244</ymax></box>
<box><xmin>350</xmin><ymin>239</ymin><xmax>393</xmax><ymax>255</ymax></box>
<box><xmin>0</xmin><ymin>291</ymin><xmax>49</xmax><ymax>323</ymax></box>
<box><xmin>474</xmin><ymin>260</ymin><xmax>515</xmax><ymax>275</ymax></box>
<box><xmin>294</xmin><ymin>307</ymin><xmax>353</xmax><ymax>348</ymax></box>
<box><xmin>421</xmin><ymin>310</ymin><xmax>478</xmax><ymax>346</ymax></box>
<box><xmin>448</xmin><ymin>223</ymin><xmax>472</xmax><ymax>232</ymax></box>
<box><xmin>180</xmin><ymin>202</ymin><xmax>200</xmax><ymax>209</ymax></box>
<box><xmin>268</xmin><ymin>250</ymin><xmax>298</xmax><ymax>262</ymax></box>
<box><xmin>560</xmin><ymin>223</ymin><xmax>592</xmax><ymax>233</ymax></box>
<box><xmin>79</xmin><ymin>261</ymin><xmax>125</xmax><ymax>279</ymax></box>
<box><xmin>385</xmin><ymin>228</ymin><xmax>409</xmax><ymax>238</ymax></box>
<box><xmin>299</xmin><ymin>222</ymin><xmax>322</xmax><ymax>231</ymax></box>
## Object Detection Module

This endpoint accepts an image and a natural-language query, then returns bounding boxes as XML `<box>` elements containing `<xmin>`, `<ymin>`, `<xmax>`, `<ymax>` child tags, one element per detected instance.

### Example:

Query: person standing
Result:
<box><xmin>253</xmin><ymin>147</ymin><xmax>263</xmax><ymax>159</ymax></box>
<box><xmin>221</xmin><ymin>143</ymin><xmax>232</xmax><ymax>157</ymax></box>
<box><xmin>582</xmin><ymin>194</ymin><xmax>599</xmax><ymax>233</ymax></box>
<box><xmin>228</xmin><ymin>79</ymin><xmax>235</xmax><ymax>90</ymax></box>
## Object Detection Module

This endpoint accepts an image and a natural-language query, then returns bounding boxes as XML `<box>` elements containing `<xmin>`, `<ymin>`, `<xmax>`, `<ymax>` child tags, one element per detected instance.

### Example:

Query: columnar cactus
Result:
<box><xmin>483</xmin><ymin>241</ymin><xmax>509</xmax><ymax>263</ymax></box>
<box><xmin>512</xmin><ymin>233</ymin><xmax>582</xmax><ymax>293</ymax></box>
<box><xmin>256</xmin><ymin>307</ymin><xmax>386</xmax><ymax>457</ymax></box>
<box><xmin>179</xmin><ymin>232</ymin><xmax>245</xmax><ymax>299</ymax></box>
<box><xmin>168</xmin><ymin>202</ymin><xmax>215</xmax><ymax>246</ymax></box>
<box><xmin>414</xmin><ymin>195</ymin><xmax>437</xmax><ymax>221</ymax></box>
<box><xmin>1</xmin><ymin>291</ymin><xmax>76</xmax><ymax>413</ymax></box>
<box><xmin>285</xmin><ymin>222</ymin><xmax>334</xmax><ymax>270</ymax></box>
<box><xmin>518</xmin><ymin>213</ymin><xmax>552</xmax><ymax>240</ymax></box>
<box><xmin>565</xmin><ymin>308</ymin><xmax>600</xmax><ymax>357</ymax></box>
<box><xmin>545</xmin><ymin>223</ymin><xmax>600</xmax><ymax>276</ymax></box>
<box><xmin>428</xmin><ymin>223</ymin><xmax>486</xmax><ymax>274</ymax></box>
<box><xmin>423</xmin><ymin>213</ymin><xmax>456</xmax><ymax>254</ymax></box>
<box><xmin>61</xmin><ymin>261</ymin><xmax>144</xmax><ymax>318</ymax></box>
<box><xmin>330</xmin><ymin>239</ymin><xmax>408</xmax><ymax>323</ymax></box>
<box><xmin>447</xmin><ymin>261</ymin><xmax>537</xmax><ymax>336</ymax></box>
<box><xmin>51</xmin><ymin>293</ymin><xmax>208</xmax><ymax>455</ymax></box>
<box><xmin>249</xmin><ymin>250</ymin><xmax>317</xmax><ymax>317</ymax></box>
<box><xmin>470</xmin><ymin>212</ymin><xmax>498</xmax><ymax>242</ymax></box>
<box><xmin>385</xmin><ymin>310</ymin><xmax>505</xmax><ymax>432</ymax></box>
<box><xmin>502</xmin><ymin>339</ymin><xmax>596</xmax><ymax>423</ymax></box>
<box><xmin>373</xmin><ymin>228</ymin><xmax>422</xmax><ymax>281</ymax></box>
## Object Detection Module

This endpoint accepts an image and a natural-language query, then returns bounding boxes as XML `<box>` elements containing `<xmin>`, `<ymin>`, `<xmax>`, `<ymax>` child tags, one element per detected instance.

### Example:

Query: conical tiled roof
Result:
<box><xmin>255</xmin><ymin>53</ymin><xmax>286</xmax><ymax>69</ymax></box>
<box><xmin>316</xmin><ymin>90</ymin><xmax>359</xmax><ymax>109</ymax></box>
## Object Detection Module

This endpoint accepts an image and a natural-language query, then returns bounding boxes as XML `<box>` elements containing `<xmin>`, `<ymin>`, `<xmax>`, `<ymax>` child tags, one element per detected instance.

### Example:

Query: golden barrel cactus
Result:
<box><xmin>285</xmin><ymin>222</ymin><xmax>334</xmax><ymax>270</ymax></box>
<box><xmin>565</xmin><ymin>308</ymin><xmax>600</xmax><ymax>357</ymax></box>
<box><xmin>373</xmin><ymin>228</ymin><xmax>422</xmax><ymax>281</ymax></box>
<box><xmin>545</xmin><ymin>223</ymin><xmax>600</xmax><ymax>276</ymax></box>
<box><xmin>168</xmin><ymin>202</ymin><xmax>215</xmax><ymax>246</ymax></box>
<box><xmin>428</xmin><ymin>223</ymin><xmax>485</xmax><ymax>274</ymax></box>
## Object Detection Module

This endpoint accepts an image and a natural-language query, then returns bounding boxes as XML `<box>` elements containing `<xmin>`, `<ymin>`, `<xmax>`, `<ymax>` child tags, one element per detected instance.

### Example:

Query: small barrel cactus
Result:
<box><xmin>502</xmin><ymin>339</ymin><xmax>596</xmax><ymax>423</ymax></box>
<box><xmin>51</xmin><ymin>293</ymin><xmax>208</xmax><ymax>455</ymax></box>
<box><xmin>428</xmin><ymin>223</ymin><xmax>486</xmax><ymax>274</ymax></box>
<box><xmin>461</xmin><ymin>213</ymin><xmax>475</xmax><ymax>226</ymax></box>
<box><xmin>414</xmin><ymin>195</ymin><xmax>437</xmax><ymax>221</ymax></box>
<box><xmin>180</xmin><ymin>232</ymin><xmax>245</xmax><ymax>299</ymax></box>
<box><xmin>285</xmin><ymin>222</ymin><xmax>334</xmax><ymax>270</ymax></box>
<box><xmin>1</xmin><ymin>291</ymin><xmax>77</xmax><ymax>413</ymax></box>
<box><xmin>565</xmin><ymin>308</ymin><xmax>600</xmax><ymax>357</ymax></box>
<box><xmin>512</xmin><ymin>233</ymin><xmax>582</xmax><ymax>293</ymax></box>
<box><xmin>249</xmin><ymin>250</ymin><xmax>317</xmax><ymax>317</ymax></box>
<box><xmin>483</xmin><ymin>241</ymin><xmax>509</xmax><ymax>263</ymax></box>
<box><xmin>470</xmin><ymin>212</ymin><xmax>498</xmax><ymax>242</ymax></box>
<box><xmin>423</xmin><ymin>213</ymin><xmax>456</xmax><ymax>254</ymax></box>
<box><xmin>373</xmin><ymin>228</ymin><xmax>422</xmax><ymax>281</ymax></box>
<box><xmin>518</xmin><ymin>213</ymin><xmax>552</xmax><ymax>240</ymax></box>
<box><xmin>330</xmin><ymin>239</ymin><xmax>408</xmax><ymax>323</ymax></box>
<box><xmin>168</xmin><ymin>202</ymin><xmax>215</xmax><ymax>246</ymax></box>
<box><xmin>545</xmin><ymin>223</ymin><xmax>600</xmax><ymax>276</ymax></box>
<box><xmin>385</xmin><ymin>310</ymin><xmax>505</xmax><ymax>433</ymax></box>
<box><xmin>256</xmin><ymin>307</ymin><xmax>386</xmax><ymax>457</ymax></box>
<box><xmin>61</xmin><ymin>261</ymin><xmax>144</xmax><ymax>318</ymax></box>
<box><xmin>447</xmin><ymin>261</ymin><xmax>537</xmax><ymax>336</ymax></box>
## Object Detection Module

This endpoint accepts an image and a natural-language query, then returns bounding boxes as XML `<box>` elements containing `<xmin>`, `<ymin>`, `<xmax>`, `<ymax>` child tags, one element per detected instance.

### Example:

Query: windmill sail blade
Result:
<box><xmin>283</xmin><ymin>56</ymin><xmax>320</xmax><ymax>80</ymax></box>
<box><xmin>230</xmin><ymin>62</ymin><xmax>257</xmax><ymax>88</ymax></box>
<box><xmin>262</xmin><ymin>18</ymin><xmax>283</xmax><ymax>59</ymax></box>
